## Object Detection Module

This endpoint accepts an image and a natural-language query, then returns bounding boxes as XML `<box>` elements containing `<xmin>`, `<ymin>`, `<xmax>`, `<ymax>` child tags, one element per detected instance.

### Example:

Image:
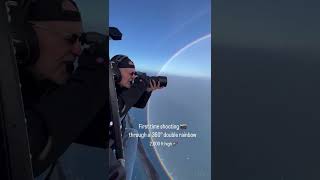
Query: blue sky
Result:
<box><xmin>109</xmin><ymin>0</ymin><xmax>211</xmax><ymax>76</ymax></box>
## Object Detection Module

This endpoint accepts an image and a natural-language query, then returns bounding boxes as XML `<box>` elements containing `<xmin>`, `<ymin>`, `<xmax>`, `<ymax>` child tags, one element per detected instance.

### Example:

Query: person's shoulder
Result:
<box><xmin>116</xmin><ymin>85</ymin><xmax>128</xmax><ymax>92</ymax></box>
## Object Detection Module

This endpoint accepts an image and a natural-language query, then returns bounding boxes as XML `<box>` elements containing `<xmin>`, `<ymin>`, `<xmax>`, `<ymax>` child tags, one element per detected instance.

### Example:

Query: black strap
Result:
<box><xmin>44</xmin><ymin>161</ymin><xmax>57</xmax><ymax>180</ymax></box>
<box><xmin>121</xmin><ymin>114</ymin><xmax>127</xmax><ymax>136</ymax></box>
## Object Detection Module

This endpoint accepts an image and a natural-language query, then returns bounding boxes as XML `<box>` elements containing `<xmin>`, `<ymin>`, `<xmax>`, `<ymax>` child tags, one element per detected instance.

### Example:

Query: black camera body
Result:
<box><xmin>71</xmin><ymin>29</ymin><xmax>169</xmax><ymax>90</ymax></box>
<box><xmin>78</xmin><ymin>26</ymin><xmax>122</xmax><ymax>59</ymax></box>
<box><xmin>135</xmin><ymin>72</ymin><xmax>167</xmax><ymax>88</ymax></box>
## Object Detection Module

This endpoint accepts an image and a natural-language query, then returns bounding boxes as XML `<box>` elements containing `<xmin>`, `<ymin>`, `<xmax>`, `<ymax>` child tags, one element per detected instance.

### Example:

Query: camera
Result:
<box><xmin>108</xmin><ymin>27</ymin><xmax>122</xmax><ymax>40</ymax></box>
<box><xmin>78</xmin><ymin>26</ymin><xmax>122</xmax><ymax>58</ymax></box>
<box><xmin>135</xmin><ymin>72</ymin><xmax>167</xmax><ymax>88</ymax></box>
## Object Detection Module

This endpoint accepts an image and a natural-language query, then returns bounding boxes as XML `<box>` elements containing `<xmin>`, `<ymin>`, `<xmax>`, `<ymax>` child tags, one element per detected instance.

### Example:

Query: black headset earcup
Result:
<box><xmin>110</xmin><ymin>54</ymin><xmax>131</xmax><ymax>83</ymax></box>
<box><xmin>11</xmin><ymin>23</ymin><xmax>39</xmax><ymax>66</ymax></box>
<box><xmin>110</xmin><ymin>58</ymin><xmax>121</xmax><ymax>83</ymax></box>
<box><xmin>25</xmin><ymin>23</ymin><xmax>40</xmax><ymax>65</ymax></box>
<box><xmin>114</xmin><ymin>65</ymin><xmax>122</xmax><ymax>83</ymax></box>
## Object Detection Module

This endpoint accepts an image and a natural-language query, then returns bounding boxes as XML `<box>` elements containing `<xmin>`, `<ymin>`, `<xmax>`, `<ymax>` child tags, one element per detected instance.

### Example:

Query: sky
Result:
<box><xmin>109</xmin><ymin>0</ymin><xmax>211</xmax><ymax>76</ymax></box>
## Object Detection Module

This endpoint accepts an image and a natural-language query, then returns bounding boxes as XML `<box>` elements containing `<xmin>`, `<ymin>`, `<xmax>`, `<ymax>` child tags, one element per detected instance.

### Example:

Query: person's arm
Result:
<box><xmin>133</xmin><ymin>91</ymin><xmax>152</xmax><ymax>108</ymax></box>
<box><xmin>73</xmin><ymin>103</ymin><xmax>109</xmax><ymax>148</ymax></box>
<box><xmin>117</xmin><ymin>78</ymin><xmax>148</xmax><ymax>117</ymax></box>
<box><xmin>133</xmin><ymin>79</ymin><xmax>163</xmax><ymax>108</ymax></box>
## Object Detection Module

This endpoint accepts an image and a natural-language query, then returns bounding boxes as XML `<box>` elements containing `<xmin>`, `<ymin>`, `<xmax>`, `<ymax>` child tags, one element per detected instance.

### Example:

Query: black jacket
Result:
<box><xmin>20</xmin><ymin>51</ymin><xmax>109</xmax><ymax>176</ymax></box>
<box><xmin>116</xmin><ymin>80</ymin><xmax>152</xmax><ymax>118</ymax></box>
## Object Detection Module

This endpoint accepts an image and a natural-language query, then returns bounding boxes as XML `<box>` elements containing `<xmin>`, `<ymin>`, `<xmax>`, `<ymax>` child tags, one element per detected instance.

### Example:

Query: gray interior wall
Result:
<box><xmin>214</xmin><ymin>0</ymin><xmax>320</xmax><ymax>179</ymax></box>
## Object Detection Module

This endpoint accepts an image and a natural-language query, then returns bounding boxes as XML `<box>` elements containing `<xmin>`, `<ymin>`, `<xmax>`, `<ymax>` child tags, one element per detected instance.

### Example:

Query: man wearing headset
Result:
<box><xmin>111</xmin><ymin>55</ymin><xmax>162</xmax><ymax>116</ymax></box>
<box><xmin>110</xmin><ymin>55</ymin><xmax>163</xmax><ymax>180</ymax></box>
<box><xmin>18</xmin><ymin>0</ymin><xmax>125</xmax><ymax>179</ymax></box>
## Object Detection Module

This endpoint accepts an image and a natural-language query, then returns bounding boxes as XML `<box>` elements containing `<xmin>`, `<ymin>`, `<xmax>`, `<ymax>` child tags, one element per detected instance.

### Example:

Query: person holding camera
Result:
<box><xmin>111</xmin><ymin>55</ymin><xmax>163</xmax><ymax>116</ymax></box>
<box><xmin>17</xmin><ymin>0</ymin><xmax>125</xmax><ymax>179</ymax></box>
<box><xmin>110</xmin><ymin>54</ymin><xmax>163</xmax><ymax>180</ymax></box>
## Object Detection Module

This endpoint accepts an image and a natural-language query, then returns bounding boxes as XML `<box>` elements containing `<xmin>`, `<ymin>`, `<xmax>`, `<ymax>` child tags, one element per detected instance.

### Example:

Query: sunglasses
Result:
<box><xmin>31</xmin><ymin>23</ymin><xmax>81</xmax><ymax>45</ymax></box>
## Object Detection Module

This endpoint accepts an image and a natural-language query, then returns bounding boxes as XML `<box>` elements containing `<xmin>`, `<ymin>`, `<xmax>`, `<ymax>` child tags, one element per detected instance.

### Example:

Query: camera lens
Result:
<box><xmin>150</xmin><ymin>76</ymin><xmax>167</xmax><ymax>87</ymax></box>
<box><xmin>135</xmin><ymin>71</ymin><xmax>167</xmax><ymax>88</ymax></box>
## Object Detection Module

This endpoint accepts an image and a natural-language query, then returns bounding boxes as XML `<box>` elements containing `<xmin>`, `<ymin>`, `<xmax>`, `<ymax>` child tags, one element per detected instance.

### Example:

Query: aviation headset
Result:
<box><xmin>110</xmin><ymin>55</ymin><xmax>135</xmax><ymax>83</ymax></box>
<box><xmin>9</xmin><ymin>0</ymin><xmax>81</xmax><ymax>66</ymax></box>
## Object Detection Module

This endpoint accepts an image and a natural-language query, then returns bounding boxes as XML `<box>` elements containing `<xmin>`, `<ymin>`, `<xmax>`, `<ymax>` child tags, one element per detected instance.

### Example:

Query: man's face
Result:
<box><xmin>29</xmin><ymin>1</ymin><xmax>82</xmax><ymax>84</ymax></box>
<box><xmin>119</xmin><ymin>68</ymin><xmax>136</xmax><ymax>88</ymax></box>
